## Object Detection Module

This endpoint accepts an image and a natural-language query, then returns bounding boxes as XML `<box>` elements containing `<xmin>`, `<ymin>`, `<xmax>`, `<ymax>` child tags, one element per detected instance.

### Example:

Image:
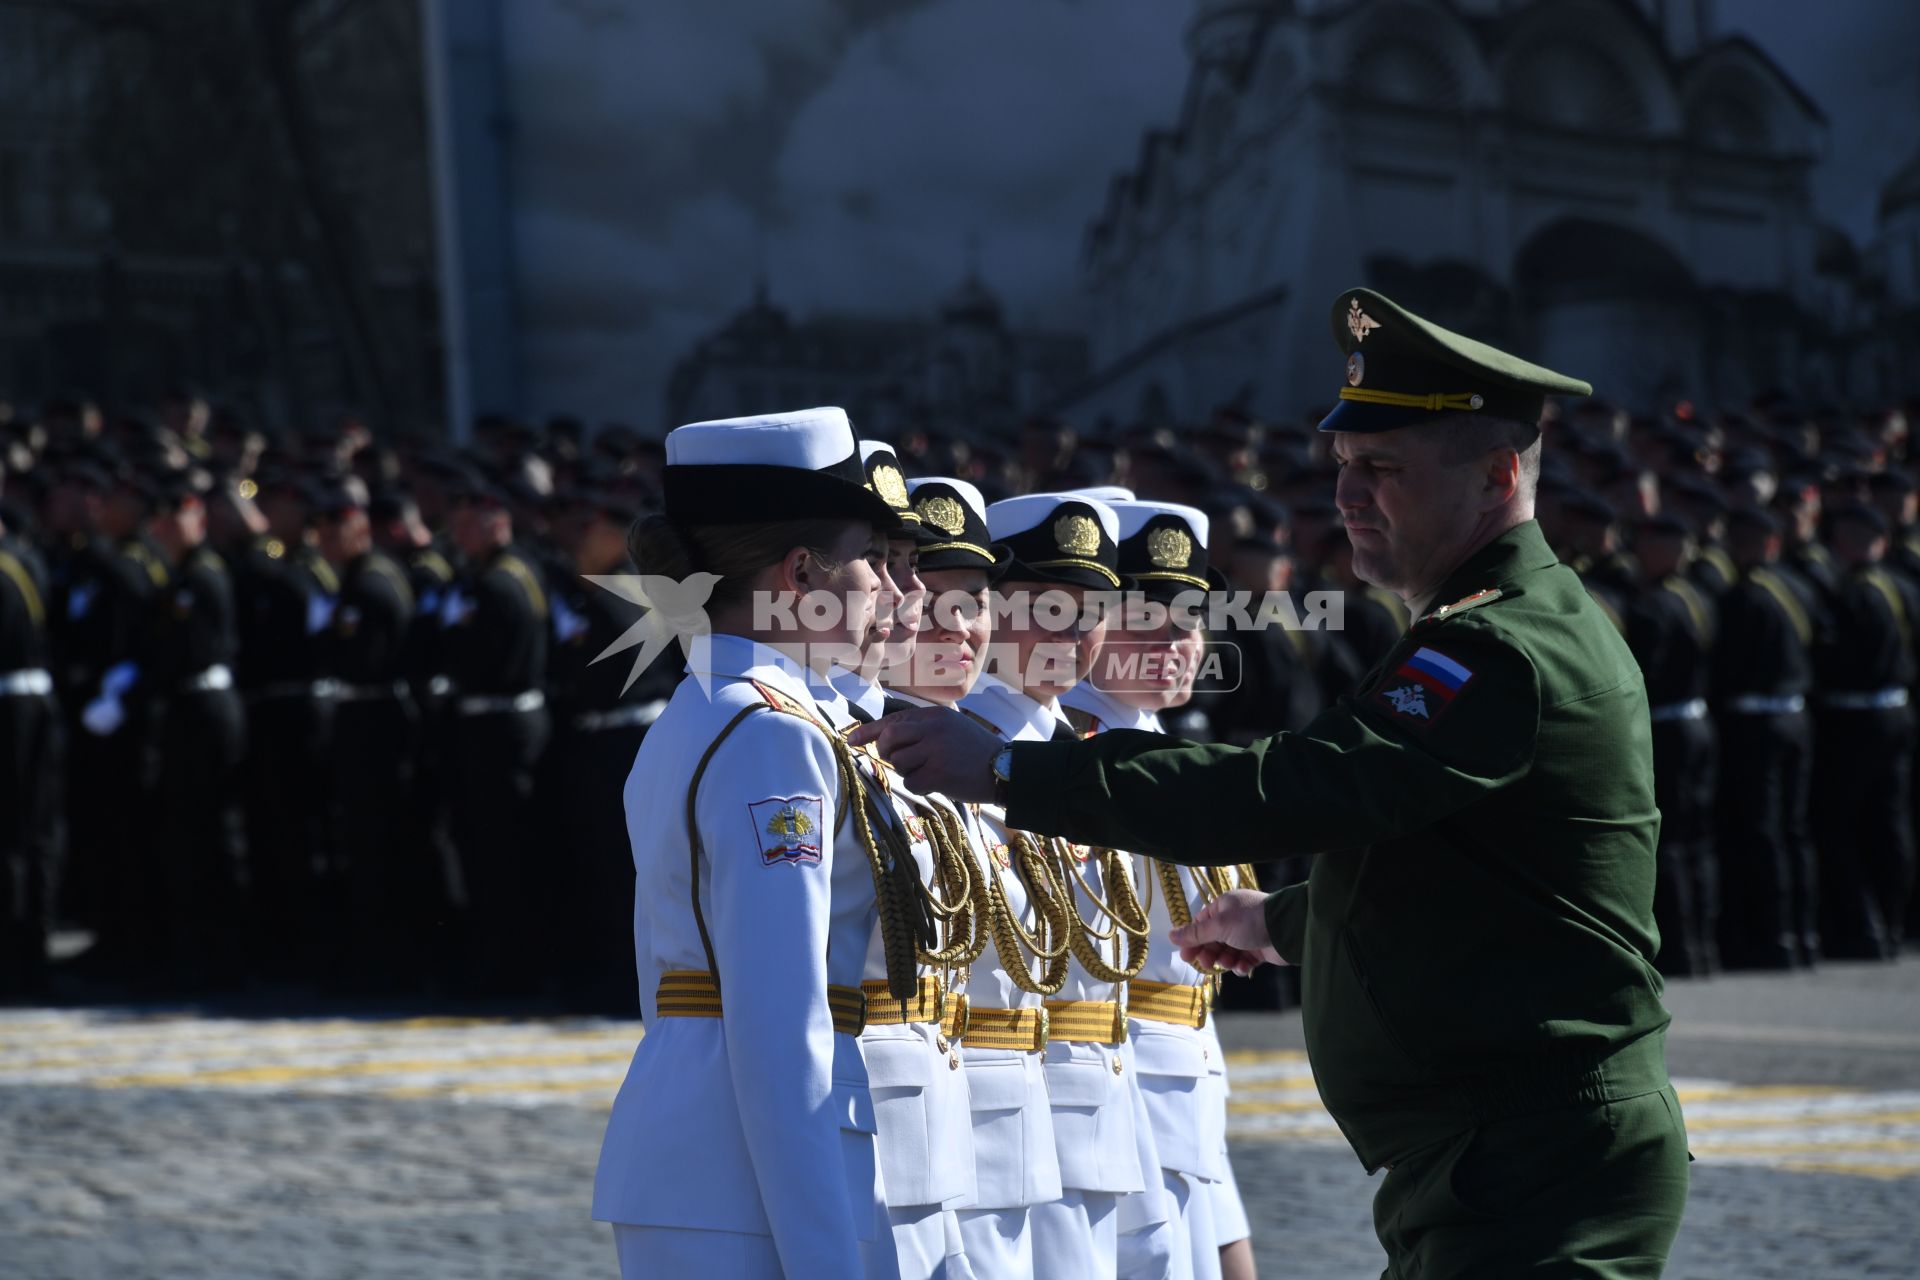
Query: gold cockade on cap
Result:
<box><xmin>1054</xmin><ymin>513</ymin><xmax>1101</xmax><ymax>557</ymax></box>
<box><xmin>872</xmin><ymin>464</ymin><xmax>910</xmax><ymax>511</ymax></box>
<box><xmin>916</xmin><ymin>493</ymin><xmax>967</xmax><ymax>535</ymax></box>
<box><xmin>1147</xmin><ymin>525</ymin><xmax>1193</xmax><ymax>569</ymax></box>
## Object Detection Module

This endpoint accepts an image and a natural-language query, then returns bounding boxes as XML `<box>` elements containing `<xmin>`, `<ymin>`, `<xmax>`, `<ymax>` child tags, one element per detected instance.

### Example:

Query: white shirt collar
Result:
<box><xmin>960</xmin><ymin>670</ymin><xmax>1069</xmax><ymax>742</ymax></box>
<box><xmin>1060</xmin><ymin>680</ymin><xmax>1160</xmax><ymax>733</ymax></box>
<box><xmin>826</xmin><ymin>664</ymin><xmax>888</xmax><ymax>721</ymax></box>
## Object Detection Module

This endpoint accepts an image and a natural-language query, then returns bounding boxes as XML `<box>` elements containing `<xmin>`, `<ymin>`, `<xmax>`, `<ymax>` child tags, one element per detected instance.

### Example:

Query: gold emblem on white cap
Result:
<box><xmin>1147</xmin><ymin>526</ymin><xmax>1193</xmax><ymax>569</ymax></box>
<box><xmin>1347</xmin><ymin>298</ymin><xmax>1380</xmax><ymax>343</ymax></box>
<box><xmin>872</xmin><ymin>464</ymin><xmax>910</xmax><ymax>512</ymax></box>
<box><xmin>1054</xmin><ymin>514</ymin><xmax>1101</xmax><ymax>557</ymax></box>
<box><xmin>916</xmin><ymin>494</ymin><xmax>966</xmax><ymax>535</ymax></box>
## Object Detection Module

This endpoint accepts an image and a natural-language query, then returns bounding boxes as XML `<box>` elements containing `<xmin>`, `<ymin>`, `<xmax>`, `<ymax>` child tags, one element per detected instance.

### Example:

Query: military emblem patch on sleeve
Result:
<box><xmin>1372</xmin><ymin>646</ymin><xmax>1474</xmax><ymax>726</ymax></box>
<box><xmin>749</xmin><ymin>795</ymin><xmax>826</xmax><ymax>866</ymax></box>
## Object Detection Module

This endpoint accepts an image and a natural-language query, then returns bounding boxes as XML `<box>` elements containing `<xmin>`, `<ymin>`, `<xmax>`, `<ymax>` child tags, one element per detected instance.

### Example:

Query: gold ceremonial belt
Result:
<box><xmin>1128</xmin><ymin>979</ymin><xmax>1211</xmax><ymax>1029</ymax></box>
<box><xmin>656</xmin><ymin>970</ymin><xmax>867</xmax><ymax>1037</ymax></box>
<box><xmin>861</xmin><ymin>976</ymin><xmax>946</xmax><ymax>1027</ymax></box>
<box><xmin>1043</xmin><ymin>998</ymin><xmax>1128</xmax><ymax>1045</ymax></box>
<box><xmin>962</xmin><ymin>1005</ymin><xmax>1048</xmax><ymax>1052</ymax></box>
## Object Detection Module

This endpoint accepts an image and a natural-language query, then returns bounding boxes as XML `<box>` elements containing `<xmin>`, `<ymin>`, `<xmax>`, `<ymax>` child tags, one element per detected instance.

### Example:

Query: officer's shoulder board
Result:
<box><xmin>188</xmin><ymin>546</ymin><xmax>228</xmax><ymax>576</ymax></box>
<box><xmin>365</xmin><ymin>555</ymin><xmax>416</xmax><ymax>612</ymax></box>
<box><xmin>492</xmin><ymin>553</ymin><xmax>549</xmax><ymax>619</ymax></box>
<box><xmin>122</xmin><ymin>540</ymin><xmax>171</xmax><ymax>588</ymax></box>
<box><xmin>413</xmin><ymin>549</ymin><xmax>454</xmax><ymax>584</ymax></box>
<box><xmin>0</xmin><ymin>547</ymin><xmax>46</xmax><ymax>627</ymax></box>
<box><xmin>1412</xmin><ymin>587</ymin><xmax>1502</xmax><ymax>630</ymax></box>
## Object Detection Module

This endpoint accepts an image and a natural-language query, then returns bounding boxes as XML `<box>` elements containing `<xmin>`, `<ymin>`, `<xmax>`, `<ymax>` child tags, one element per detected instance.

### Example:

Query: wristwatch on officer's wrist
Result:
<box><xmin>990</xmin><ymin>746</ymin><xmax>1015</xmax><ymax>807</ymax></box>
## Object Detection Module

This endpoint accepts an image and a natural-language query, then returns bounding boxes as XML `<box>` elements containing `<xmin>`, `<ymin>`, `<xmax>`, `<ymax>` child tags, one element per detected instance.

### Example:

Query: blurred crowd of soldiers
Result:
<box><xmin>1</xmin><ymin>389</ymin><xmax>1916</xmax><ymax>1004</ymax></box>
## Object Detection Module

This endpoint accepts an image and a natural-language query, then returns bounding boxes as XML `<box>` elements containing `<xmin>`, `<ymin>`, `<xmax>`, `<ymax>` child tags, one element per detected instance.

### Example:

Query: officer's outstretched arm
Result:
<box><xmin>1006</xmin><ymin>626</ymin><xmax>1539</xmax><ymax>863</ymax></box>
<box><xmin>699</xmin><ymin>711</ymin><xmax>868</xmax><ymax>1279</ymax></box>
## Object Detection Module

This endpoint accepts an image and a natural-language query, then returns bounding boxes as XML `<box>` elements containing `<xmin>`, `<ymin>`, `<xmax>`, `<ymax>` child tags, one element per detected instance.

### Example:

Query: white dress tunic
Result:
<box><xmin>1061</xmin><ymin>679</ymin><xmax>1252</xmax><ymax>1279</ymax></box>
<box><xmin>889</xmin><ymin>689</ymin><xmax>1062</xmax><ymax>1280</ymax></box>
<box><xmin>593</xmin><ymin>636</ymin><xmax>892</xmax><ymax>1278</ymax></box>
<box><xmin>824</xmin><ymin>673</ymin><xmax>979</xmax><ymax>1280</ymax></box>
<box><xmin>960</xmin><ymin>673</ymin><xmax>1158</xmax><ymax>1280</ymax></box>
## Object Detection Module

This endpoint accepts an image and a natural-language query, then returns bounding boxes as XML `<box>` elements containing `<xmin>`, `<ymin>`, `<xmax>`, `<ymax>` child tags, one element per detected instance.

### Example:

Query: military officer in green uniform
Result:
<box><xmin>854</xmin><ymin>288</ymin><xmax>1690</xmax><ymax>1279</ymax></box>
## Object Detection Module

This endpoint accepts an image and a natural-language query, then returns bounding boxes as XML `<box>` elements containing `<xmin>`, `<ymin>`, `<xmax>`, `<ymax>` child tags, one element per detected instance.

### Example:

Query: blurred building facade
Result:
<box><xmin>666</xmin><ymin>274</ymin><xmax>1089</xmax><ymax>435</ymax></box>
<box><xmin>0</xmin><ymin>1</ymin><xmax>441</xmax><ymax>432</ymax></box>
<box><xmin>1064</xmin><ymin>0</ymin><xmax>1920</xmax><ymax>423</ymax></box>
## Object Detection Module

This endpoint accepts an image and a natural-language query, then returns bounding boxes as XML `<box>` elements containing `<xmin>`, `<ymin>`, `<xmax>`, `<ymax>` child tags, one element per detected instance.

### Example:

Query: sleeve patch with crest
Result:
<box><xmin>749</xmin><ymin>795</ymin><xmax>826</xmax><ymax>866</ymax></box>
<box><xmin>1373</xmin><ymin>646</ymin><xmax>1474</xmax><ymax>725</ymax></box>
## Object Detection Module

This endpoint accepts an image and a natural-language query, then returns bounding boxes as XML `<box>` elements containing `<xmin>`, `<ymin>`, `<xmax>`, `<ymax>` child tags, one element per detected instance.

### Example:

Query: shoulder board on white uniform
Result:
<box><xmin>1413</xmin><ymin>587</ymin><xmax>1502</xmax><ymax>630</ymax></box>
<box><xmin>1061</xmin><ymin>705</ymin><xmax>1103</xmax><ymax>737</ymax></box>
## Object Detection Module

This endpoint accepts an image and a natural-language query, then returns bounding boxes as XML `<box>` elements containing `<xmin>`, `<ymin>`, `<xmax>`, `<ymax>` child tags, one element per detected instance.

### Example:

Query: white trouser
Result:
<box><xmin>1030</xmin><ymin>1189</ymin><xmax>1119</xmax><ymax>1280</ymax></box>
<box><xmin>1209</xmin><ymin>1152</ymin><xmax>1251</xmax><ymax>1247</ymax></box>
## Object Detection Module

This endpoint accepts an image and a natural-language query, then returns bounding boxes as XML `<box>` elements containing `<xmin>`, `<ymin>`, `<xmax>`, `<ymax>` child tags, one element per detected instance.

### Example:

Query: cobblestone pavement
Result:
<box><xmin>2</xmin><ymin>959</ymin><xmax>1916</xmax><ymax>1278</ymax></box>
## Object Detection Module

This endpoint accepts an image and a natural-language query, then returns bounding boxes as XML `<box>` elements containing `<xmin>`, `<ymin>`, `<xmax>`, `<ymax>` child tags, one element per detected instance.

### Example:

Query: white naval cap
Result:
<box><xmin>906</xmin><ymin>476</ymin><xmax>1008</xmax><ymax>576</ymax></box>
<box><xmin>663</xmin><ymin>407</ymin><xmax>899</xmax><ymax>527</ymax></box>
<box><xmin>1109</xmin><ymin>498</ymin><xmax>1219</xmax><ymax>594</ymax></box>
<box><xmin>1068</xmin><ymin>485</ymin><xmax>1136</xmax><ymax>504</ymax></box>
<box><xmin>986</xmin><ymin>492</ymin><xmax>1125</xmax><ymax>590</ymax></box>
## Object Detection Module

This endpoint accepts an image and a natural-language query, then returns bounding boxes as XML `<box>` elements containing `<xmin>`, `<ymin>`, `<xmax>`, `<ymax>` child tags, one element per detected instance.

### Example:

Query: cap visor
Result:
<box><xmin>1316</xmin><ymin>399</ymin><xmax>1449</xmax><ymax>434</ymax></box>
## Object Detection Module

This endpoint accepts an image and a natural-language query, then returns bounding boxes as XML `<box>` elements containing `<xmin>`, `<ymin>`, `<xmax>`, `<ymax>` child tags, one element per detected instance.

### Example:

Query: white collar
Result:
<box><xmin>960</xmin><ymin>670</ymin><xmax>1068</xmax><ymax>742</ymax></box>
<box><xmin>1060</xmin><ymin>680</ymin><xmax>1160</xmax><ymax>733</ymax></box>
<box><xmin>684</xmin><ymin>633</ymin><xmax>850</xmax><ymax>723</ymax></box>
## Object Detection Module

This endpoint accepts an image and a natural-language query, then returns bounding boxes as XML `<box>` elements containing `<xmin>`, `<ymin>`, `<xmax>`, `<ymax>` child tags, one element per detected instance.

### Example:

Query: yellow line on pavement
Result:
<box><xmin>1683</xmin><ymin>1108</ymin><xmax>1920</xmax><ymax>1133</ymax></box>
<box><xmin>1225</xmin><ymin>1097</ymin><xmax>1335</xmax><ymax>1114</ymax></box>
<box><xmin>1767</xmin><ymin>1161</ymin><xmax>1920</xmax><ymax>1180</ymax></box>
<box><xmin>1693</xmin><ymin>1139</ymin><xmax>1920</xmax><ymax>1156</ymax></box>
<box><xmin>0</xmin><ymin>1032</ymin><xmax>644</xmax><ymax>1075</ymax></box>
<box><xmin>379</xmin><ymin>1077</ymin><xmax>621</xmax><ymax>1099</ymax></box>
<box><xmin>1222</xmin><ymin>1049</ymin><xmax>1310</xmax><ymax>1066</ymax></box>
<box><xmin>86</xmin><ymin>1048</ymin><xmax>635</xmax><ymax>1089</ymax></box>
<box><xmin>1673</xmin><ymin>1084</ymin><xmax>1849</xmax><ymax>1103</ymax></box>
<box><xmin>0</xmin><ymin>1019</ymin><xmax>644</xmax><ymax>1054</ymax></box>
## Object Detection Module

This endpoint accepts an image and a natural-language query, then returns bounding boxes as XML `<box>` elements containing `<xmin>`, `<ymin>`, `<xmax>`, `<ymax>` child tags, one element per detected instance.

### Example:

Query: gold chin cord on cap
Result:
<box><xmin>1338</xmin><ymin>388</ymin><xmax>1485</xmax><ymax>412</ymax></box>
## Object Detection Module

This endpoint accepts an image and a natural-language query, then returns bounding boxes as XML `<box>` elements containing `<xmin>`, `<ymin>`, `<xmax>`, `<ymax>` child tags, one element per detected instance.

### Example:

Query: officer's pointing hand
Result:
<box><xmin>1169</xmin><ymin>889</ymin><xmax>1284</xmax><ymax>977</ymax></box>
<box><xmin>847</xmin><ymin>707</ymin><xmax>1003</xmax><ymax>802</ymax></box>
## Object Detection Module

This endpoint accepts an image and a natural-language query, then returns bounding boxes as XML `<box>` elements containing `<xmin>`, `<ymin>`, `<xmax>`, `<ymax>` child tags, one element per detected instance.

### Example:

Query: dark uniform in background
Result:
<box><xmin>1712</xmin><ymin>512</ymin><xmax>1818</xmax><ymax>970</ymax></box>
<box><xmin>318</xmin><ymin>500</ymin><xmax>421</xmax><ymax>990</ymax></box>
<box><xmin>1624</xmin><ymin>517</ymin><xmax>1719</xmax><ymax>976</ymax></box>
<box><xmin>996</xmin><ymin>291</ymin><xmax>1687</xmax><ymax>1279</ymax></box>
<box><xmin>539</xmin><ymin>494</ymin><xmax>679</xmax><ymax>1008</ymax></box>
<box><xmin>1812</xmin><ymin>506</ymin><xmax>1917</xmax><ymax>960</ymax></box>
<box><xmin>146</xmin><ymin>514</ymin><xmax>248</xmax><ymax>989</ymax></box>
<box><xmin>438</xmin><ymin>515</ymin><xmax>550</xmax><ymax>997</ymax></box>
<box><xmin>46</xmin><ymin>492</ymin><xmax>150</xmax><ymax>953</ymax></box>
<box><xmin>0</xmin><ymin>530</ymin><xmax>59</xmax><ymax>996</ymax></box>
<box><xmin>230</xmin><ymin>501</ymin><xmax>336</xmax><ymax>980</ymax></box>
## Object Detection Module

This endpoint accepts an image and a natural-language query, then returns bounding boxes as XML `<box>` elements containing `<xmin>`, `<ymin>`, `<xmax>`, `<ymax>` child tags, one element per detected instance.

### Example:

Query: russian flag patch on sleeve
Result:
<box><xmin>1372</xmin><ymin>646</ymin><xmax>1475</xmax><ymax>725</ymax></box>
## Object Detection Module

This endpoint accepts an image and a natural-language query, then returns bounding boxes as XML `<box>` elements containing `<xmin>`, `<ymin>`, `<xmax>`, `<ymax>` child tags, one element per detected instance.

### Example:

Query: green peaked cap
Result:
<box><xmin>1317</xmin><ymin>287</ymin><xmax>1593</xmax><ymax>434</ymax></box>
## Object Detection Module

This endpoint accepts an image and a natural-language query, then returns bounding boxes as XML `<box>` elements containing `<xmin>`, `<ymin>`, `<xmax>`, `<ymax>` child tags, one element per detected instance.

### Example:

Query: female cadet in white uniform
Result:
<box><xmin>1060</xmin><ymin>500</ymin><xmax>1256</xmax><ymax>1280</ymax></box>
<box><xmin>887</xmin><ymin>477</ymin><xmax>1068</xmax><ymax>1278</ymax></box>
<box><xmin>592</xmin><ymin>407</ymin><xmax>914</xmax><ymax>1278</ymax></box>
<box><xmin>960</xmin><ymin>493</ymin><xmax>1166</xmax><ymax>1280</ymax></box>
<box><xmin>826</xmin><ymin>441</ymin><xmax>979</xmax><ymax>1280</ymax></box>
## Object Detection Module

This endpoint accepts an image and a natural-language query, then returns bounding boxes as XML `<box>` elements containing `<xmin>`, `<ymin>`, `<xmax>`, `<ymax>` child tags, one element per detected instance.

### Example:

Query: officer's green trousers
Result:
<box><xmin>1371</xmin><ymin>1086</ymin><xmax>1690</xmax><ymax>1279</ymax></box>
